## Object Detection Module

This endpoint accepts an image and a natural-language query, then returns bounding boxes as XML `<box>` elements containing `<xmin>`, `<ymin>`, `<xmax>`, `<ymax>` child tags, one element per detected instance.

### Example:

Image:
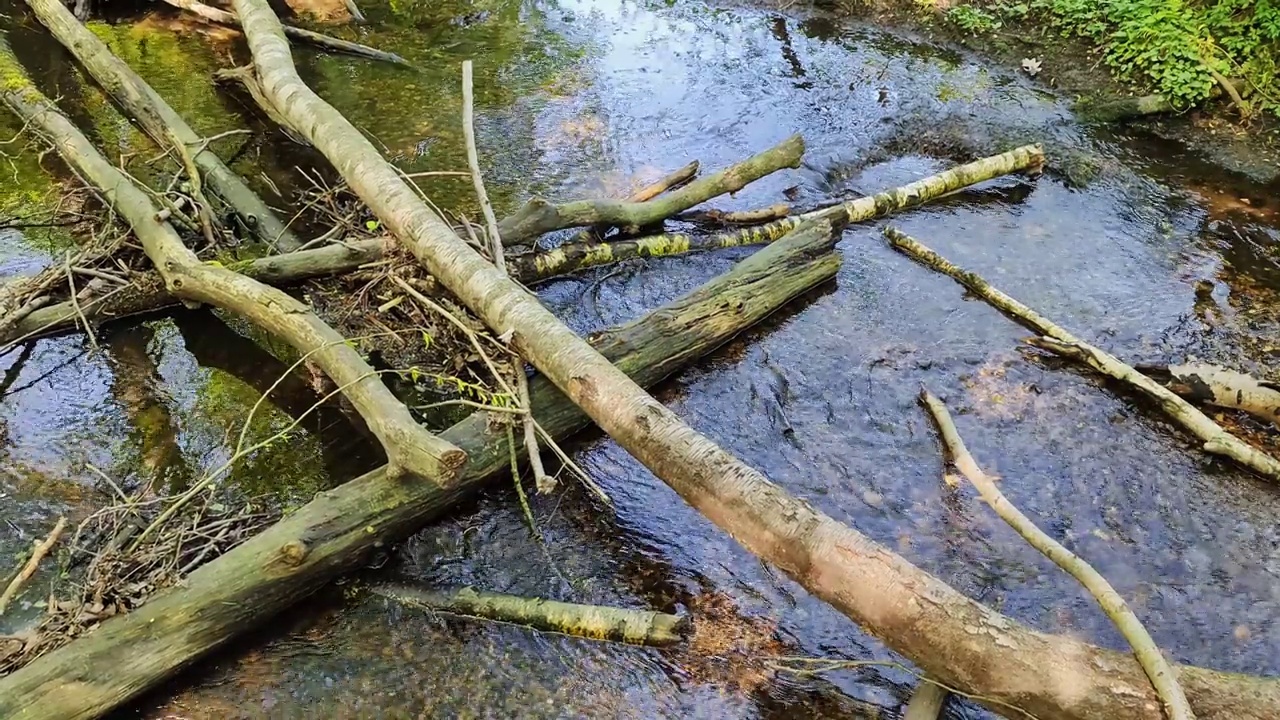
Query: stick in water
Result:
<box><xmin>919</xmin><ymin>389</ymin><xmax>1195</xmax><ymax>720</ymax></box>
<box><xmin>461</xmin><ymin>59</ymin><xmax>552</xmax><ymax>494</ymax></box>
<box><xmin>885</xmin><ymin>225</ymin><xmax>1280</xmax><ymax>483</ymax></box>
<box><xmin>0</xmin><ymin>516</ymin><xmax>68</xmax><ymax>616</ymax></box>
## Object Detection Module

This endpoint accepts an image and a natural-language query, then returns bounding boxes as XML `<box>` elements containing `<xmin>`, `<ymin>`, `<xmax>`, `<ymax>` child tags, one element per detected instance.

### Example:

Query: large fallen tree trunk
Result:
<box><xmin>25</xmin><ymin>0</ymin><xmax>301</xmax><ymax>251</ymax></box>
<box><xmin>512</xmin><ymin>145</ymin><xmax>1044</xmax><ymax>281</ymax></box>
<box><xmin>0</xmin><ymin>213</ymin><xmax>843</xmax><ymax>719</ymax></box>
<box><xmin>496</xmin><ymin>135</ymin><xmax>804</xmax><ymax>245</ymax></box>
<box><xmin>0</xmin><ymin>39</ymin><xmax>465</xmax><ymax>484</ymax></box>
<box><xmin>223</xmin><ymin>12</ymin><xmax>1280</xmax><ymax>718</ymax></box>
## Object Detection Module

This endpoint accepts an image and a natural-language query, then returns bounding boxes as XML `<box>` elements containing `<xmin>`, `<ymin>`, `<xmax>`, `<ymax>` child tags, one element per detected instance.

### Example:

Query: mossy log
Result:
<box><xmin>371</xmin><ymin>584</ymin><xmax>688</xmax><ymax>647</ymax></box>
<box><xmin>0</xmin><ymin>213</ymin><xmax>842</xmax><ymax>719</ymax></box>
<box><xmin>0</xmin><ymin>41</ymin><xmax>465</xmax><ymax>484</ymax></box>
<box><xmin>24</xmin><ymin>0</ymin><xmax>300</xmax><ymax>251</ymax></box>
<box><xmin>886</xmin><ymin>226</ymin><xmax>1280</xmax><ymax>482</ymax></box>
<box><xmin>513</xmin><ymin>144</ymin><xmax>1044</xmax><ymax>281</ymax></box>
<box><xmin>496</xmin><ymin>135</ymin><xmax>805</xmax><ymax>245</ymax></box>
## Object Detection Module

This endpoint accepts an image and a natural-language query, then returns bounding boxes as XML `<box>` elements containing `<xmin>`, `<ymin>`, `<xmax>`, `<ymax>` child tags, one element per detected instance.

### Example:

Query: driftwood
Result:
<box><xmin>0</xmin><ymin>517</ymin><xmax>67</xmax><ymax>617</ymax></box>
<box><xmin>371</xmin><ymin>584</ymin><xmax>688</xmax><ymax>646</ymax></box>
<box><xmin>562</xmin><ymin>160</ymin><xmax>700</xmax><ymax>245</ymax></box>
<box><xmin>496</xmin><ymin>135</ymin><xmax>805</xmax><ymax>245</ymax></box>
<box><xmin>678</xmin><ymin>202</ymin><xmax>791</xmax><ymax>225</ymax></box>
<box><xmin>25</xmin><ymin>0</ymin><xmax>300</xmax><ymax>251</ymax></box>
<box><xmin>513</xmin><ymin>145</ymin><xmax>1044</xmax><ymax>281</ymax></box>
<box><xmin>161</xmin><ymin>0</ymin><xmax>409</xmax><ymax>66</ymax></box>
<box><xmin>1075</xmin><ymin>78</ymin><xmax>1244</xmax><ymax>122</ymax></box>
<box><xmin>885</xmin><ymin>226</ymin><xmax>1280</xmax><ymax>482</ymax></box>
<box><xmin>0</xmin><ymin>209</ymin><xmax>842</xmax><ymax>718</ymax></box>
<box><xmin>0</xmin><ymin>45</ymin><xmax>466</xmax><ymax>485</ymax></box>
<box><xmin>921</xmin><ymin>389</ymin><xmax>1195</xmax><ymax>720</ymax></box>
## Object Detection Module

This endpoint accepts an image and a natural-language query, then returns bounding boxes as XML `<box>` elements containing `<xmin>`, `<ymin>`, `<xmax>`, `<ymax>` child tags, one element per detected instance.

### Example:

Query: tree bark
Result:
<box><xmin>496</xmin><ymin>135</ymin><xmax>804</xmax><ymax>245</ymax></box>
<box><xmin>0</xmin><ymin>42</ymin><xmax>466</xmax><ymax>485</ymax></box>
<box><xmin>513</xmin><ymin>145</ymin><xmax>1043</xmax><ymax>281</ymax></box>
<box><xmin>371</xmin><ymin>584</ymin><xmax>689</xmax><ymax>646</ymax></box>
<box><xmin>1163</xmin><ymin>362</ymin><xmax>1280</xmax><ymax>427</ymax></box>
<box><xmin>24</xmin><ymin>0</ymin><xmax>301</xmax><ymax>251</ymax></box>
<box><xmin>0</xmin><ymin>213</ymin><xmax>842</xmax><ymax>719</ymax></box>
<box><xmin>884</xmin><ymin>226</ymin><xmax>1280</xmax><ymax>482</ymax></box>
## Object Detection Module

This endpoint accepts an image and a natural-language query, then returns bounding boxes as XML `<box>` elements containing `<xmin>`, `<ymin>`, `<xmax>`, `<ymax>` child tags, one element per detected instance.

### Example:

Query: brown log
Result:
<box><xmin>0</xmin><ymin>41</ymin><xmax>465</xmax><ymax>485</ymax></box>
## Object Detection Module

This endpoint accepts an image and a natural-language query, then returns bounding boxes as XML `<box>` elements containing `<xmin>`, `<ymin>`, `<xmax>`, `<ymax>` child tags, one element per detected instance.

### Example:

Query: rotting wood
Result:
<box><xmin>0</xmin><ymin>517</ymin><xmax>67</xmax><ymax>617</ymax></box>
<box><xmin>563</xmin><ymin>160</ymin><xmax>700</xmax><ymax>245</ymax></box>
<box><xmin>0</xmin><ymin>44</ymin><xmax>465</xmax><ymax>485</ymax></box>
<box><xmin>1074</xmin><ymin>78</ymin><xmax>1243</xmax><ymax>122</ymax></box>
<box><xmin>920</xmin><ymin>389</ymin><xmax>1196</xmax><ymax>720</ymax></box>
<box><xmin>885</xmin><ymin>226</ymin><xmax>1280</xmax><ymax>483</ymax></box>
<box><xmin>0</xmin><ymin>213</ymin><xmax>842</xmax><ymax>718</ymax></box>
<box><xmin>678</xmin><ymin>202</ymin><xmax>791</xmax><ymax>225</ymax></box>
<box><xmin>513</xmin><ymin>145</ymin><xmax>1044</xmax><ymax>281</ymax></box>
<box><xmin>496</xmin><ymin>134</ymin><xmax>805</xmax><ymax>245</ymax></box>
<box><xmin>25</xmin><ymin>0</ymin><xmax>301</xmax><ymax>251</ymax></box>
<box><xmin>161</xmin><ymin>0</ymin><xmax>409</xmax><ymax>66</ymax></box>
<box><xmin>371</xmin><ymin>584</ymin><xmax>688</xmax><ymax>646</ymax></box>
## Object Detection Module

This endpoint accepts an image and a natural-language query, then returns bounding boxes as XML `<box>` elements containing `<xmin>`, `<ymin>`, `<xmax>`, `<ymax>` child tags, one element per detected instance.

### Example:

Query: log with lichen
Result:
<box><xmin>0</xmin><ymin>212</ymin><xmax>842</xmax><ymax>719</ymax></box>
<box><xmin>512</xmin><ymin>144</ymin><xmax>1044</xmax><ymax>281</ymax></box>
<box><xmin>371</xmin><ymin>584</ymin><xmax>688</xmax><ymax>646</ymax></box>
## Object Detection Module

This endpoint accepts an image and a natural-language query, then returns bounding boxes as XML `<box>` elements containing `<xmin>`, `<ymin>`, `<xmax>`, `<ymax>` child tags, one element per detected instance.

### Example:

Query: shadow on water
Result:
<box><xmin>3</xmin><ymin>0</ymin><xmax>1280</xmax><ymax>717</ymax></box>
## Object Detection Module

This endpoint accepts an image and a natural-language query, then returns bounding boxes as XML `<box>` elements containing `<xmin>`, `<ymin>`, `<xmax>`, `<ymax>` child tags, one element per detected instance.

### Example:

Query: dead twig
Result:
<box><xmin>0</xmin><ymin>516</ymin><xmax>68</xmax><ymax>616</ymax></box>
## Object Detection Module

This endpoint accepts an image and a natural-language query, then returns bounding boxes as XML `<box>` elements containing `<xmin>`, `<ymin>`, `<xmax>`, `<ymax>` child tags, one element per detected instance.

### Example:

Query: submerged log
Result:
<box><xmin>0</xmin><ymin>43</ymin><xmax>465</xmax><ymax>484</ymax></box>
<box><xmin>371</xmin><ymin>584</ymin><xmax>689</xmax><ymax>646</ymax></box>
<box><xmin>25</xmin><ymin>0</ymin><xmax>301</xmax><ymax>251</ymax></box>
<box><xmin>885</xmin><ymin>226</ymin><xmax>1280</xmax><ymax>481</ymax></box>
<box><xmin>0</xmin><ymin>214</ymin><xmax>842</xmax><ymax>719</ymax></box>
<box><xmin>496</xmin><ymin>135</ymin><xmax>805</xmax><ymax>245</ymax></box>
<box><xmin>161</xmin><ymin>0</ymin><xmax>410</xmax><ymax>66</ymax></box>
<box><xmin>513</xmin><ymin>145</ymin><xmax>1044</xmax><ymax>281</ymax></box>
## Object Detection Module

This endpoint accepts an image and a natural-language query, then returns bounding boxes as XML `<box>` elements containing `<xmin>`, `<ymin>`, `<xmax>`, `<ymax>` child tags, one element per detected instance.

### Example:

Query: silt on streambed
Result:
<box><xmin>1</xmin><ymin>0</ymin><xmax>1278</xmax><ymax>717</ymax></box>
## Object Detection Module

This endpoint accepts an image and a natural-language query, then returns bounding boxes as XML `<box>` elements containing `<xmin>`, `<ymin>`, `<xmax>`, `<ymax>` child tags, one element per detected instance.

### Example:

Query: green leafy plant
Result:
<box><xmin>948</xmin><ymin>4</ymin><xmax>1004</xmax><ymax>33</ymax></box>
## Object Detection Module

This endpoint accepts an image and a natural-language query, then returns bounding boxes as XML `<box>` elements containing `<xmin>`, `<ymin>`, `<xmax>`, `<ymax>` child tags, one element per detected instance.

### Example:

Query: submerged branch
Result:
<box><xmin>161</xmin><ymin>0</ymin><xmax>410</xmax><ymax>66</ymax></box>
<box><xmin>496</xmin><ymin>135</ymin><xmax>804</xmax><ymax>245</ymax></box>
<box><xmin>372</xmin><ymin>584</ymin><xmax>688</xmax><ymax>646</ymax></box>
<box><xmin>920</xmin><ymin>389</ymin><xmax>1195</xmax><ymax>720</ymax></box>
<box><xmin>886</xmin><ymin>226</ymin><xmax>1280</xmax><ymax>481</ymax></box>
<box><xmin>0</xmin><ymin>517</ymin><xmax>67</xmax><ymax>617</ymax></box>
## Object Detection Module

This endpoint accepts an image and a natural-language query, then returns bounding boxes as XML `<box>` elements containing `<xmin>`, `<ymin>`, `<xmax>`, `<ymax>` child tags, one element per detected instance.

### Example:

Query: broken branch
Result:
<box><xmin>497</xmin><ymin>135</ymin><xmax>805</xmax><ymax>244</ymax></box>
<box><xmin>0</xmin><ymin>516</ymin><xmax>68</xmax><ymax>617</ymax></box>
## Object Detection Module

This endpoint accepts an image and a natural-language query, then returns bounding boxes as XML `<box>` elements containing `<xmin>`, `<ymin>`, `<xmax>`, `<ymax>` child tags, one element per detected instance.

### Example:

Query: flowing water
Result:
<box><xmin>2</xmin><ymin>0</ymin><xmax>1280</xmax><ymax>717</ymax></box>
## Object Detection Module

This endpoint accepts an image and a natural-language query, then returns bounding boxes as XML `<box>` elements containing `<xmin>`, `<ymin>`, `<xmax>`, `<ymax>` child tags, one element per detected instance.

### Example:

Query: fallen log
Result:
<box><xmin>496</xmin><ymin>135</ymin><xmax>804</xmax><ymax>245</ymax></box>
<box><xmin>562</xmin><ymin>161</ymin><xmax>701</xmax><ymax>245</ymax></box>
<box><xmin>25</xmin><ymin>0</ymin><xmax>301</xmax><ymax>251</ymax></box>
<box><xmin>921</xmin><ymin>389</ymin><xmax>1195</xmax><ymax>720</ymax></box>
<box><xmin>902</xmin><ymin>682</ymin><xmax>948</xmax><ymax>720</ymax></box>
<box><xmin>1074</xmin><ymin>79</ymin><xmax>1243</xmax><ymax>123</ymax></box>
<box><xmin>200</xmin><ymin>19</ymin><xmax>1280</xmax><ymax>717</ymax></box>
<box><xmin>0</xmin><ymin>42</ymin><xmax>465</xmax><ymax>485</ymax></box>
<box><xmin>884</xmin><ymin>226</ymin><xmax>1280</xmax><ymax>482</ymax></box>
<box><xmin>371</xmin><ymin>584</ymin><xmax>688</xmax><ymax>646</ymax></box>
<box><xmin>512</xmin><ymin>145</ymin><xmax>1044</xmax><ymax>281</ymax></box>
<box><xmin>0</xmin><ymin>213</ymin><xmax>842</xmax><ymax>718</ymax></box>
<box><xmin>161</xmin><ymin>0</ymin><xmax>409</xmax><ymax>66</ymax></box>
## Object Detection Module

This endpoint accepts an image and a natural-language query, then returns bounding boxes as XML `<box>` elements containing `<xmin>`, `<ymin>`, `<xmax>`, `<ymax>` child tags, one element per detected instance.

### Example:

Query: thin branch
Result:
<box><xmin>0</xmin><ymin>516</ymin><xmax>68</xmax><ymax>616</ymax></box>
<box><xmin>919</xmin><ymin>389</ymin><xmax>1195</xmax><ymax>720</ymax></box>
